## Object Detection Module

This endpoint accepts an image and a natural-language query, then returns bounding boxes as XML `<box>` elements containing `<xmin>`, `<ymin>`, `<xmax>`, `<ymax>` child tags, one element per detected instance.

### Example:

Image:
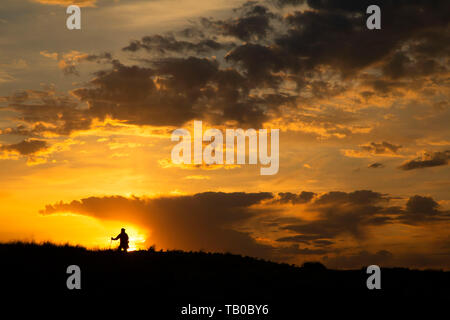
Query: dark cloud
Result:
<box><xmin>70</xmin><ymin>57</ymin><xmax>297</xmax><ymax>128</ymax></box>
<box><xmin>275</xmin><ymin>191</ymin><xmax>315</xmax><ymax>204</ymax></box>
<box><xmin>123</xmin><ymin>35</ymin><xmax>233</xmax><ymax>55</ymax></box>
<box><xmin>280</xmin><ymin>190</ymin><xmax>394</xmax><ymax>240</ymax></box>
<box><xmin>277</xmin><ymin>234</ymin><xmax>326</xmax><ymax>243</ymax></box>
<box><xmin>363</xmin><ymin>78</ymin><xmax>406</xmax><ymax>94</ymax></box>
<box><xmin>0</xmin><ymin>139</ymin><xmax>48</xmax><ymax>155</ymax></box>
<box><xmin>4</xmin><ymin>89</ymin><xmax>90</xmax><ymax>136</ymax></box>
<box><xmin>201</xmin><ymin>2</ymin><xmax>276</xmax><ymax>41</ymax></box>
<box><xmin>407</xmin><ymin>195</ymin><xmax>440</xmax><ymax>214</ymax></box>
<box><xmin>224</xmin><ymin>43</ymin><xmax>292</xmax><ymax>88</ymax></box>
<box><xmin>276</xmin><ymin>10</ymin><xmax>366</xmax><ymax>74</ymax></box>
<box><xmin>3</xmin><ymin>54</ymin><xmax>295</xmax><ymax>135</ymax></box>
<box><xmin>4</xmin><ymin>0</ymin><xmax>449</xmax><ymax>134</ymax></box>
<box><xmin>239</xmin><ymin>0</ymin><xmax>449</xmax><ymax>85</ymax></box>
<box><xmin>41</xmin><ymin>192</ymin><xmax>276</xmax><ymax>258</ymax></box>
<box><xmin>83</xmin><ymin>52</ymin><xmax>113</xmax><ymax>63</ymax></box>
<box><xmin>177</xmin><ymin>27</ymin><xmax>205</xmax><ymax>39</ymax></box>
<box><xmin>399</xmin><ymin>195</ymin><xmax>450</xmax><ymax>225</ymax></box>
<box><xmin>361</xmin><ymin>141</ymin><xmax>402</xmax><ymax>154</ymax></box>
<box><xmin>222</xmin><ymin>5</ymin><xmax>273</xmax><ymax>41</ymax></box>
<box><xmin>271</xmin><ymin>0</ymin><xmax>305</xmax><ymax>7</ymax></box>
<box><xmin>313</xmin><ymin>240</ymin><xmax>334</xmax><ymax>247</ymax></box>
<box><xmin>272</xmin><ymin>0</ymin><xmax>446</xmax><ymax>79</ymax></box>
<box><xmin>382</xmin><ymin>52</ymin><xmax>411</xmax><ymax>79</ymax></box>
<box><xmin>381</xmin><ymin>51</ymin><xmax>446</xmax><ymax>80</ymax></box>
<box><xmin>39</xmin><ymin>0</ymin><xmax>443</xmax><ymax>131</ymax></box>
<box><xmin>399</xmin><ymin>150</ymin><xmax>450</xmax><ymax>170</ymax></box>
<box><xmin>0</xmin><ymin>125</ymin><xmax>38</xmax><ymax>138</ymax></box>
<box><xmin>368</xmin><ymin>162</ymin><xmax>385</xmax><ymax>169</ymax></box>
<box><xmin>55</xmin><ymin>52</ymin><xmax>113</xmax><ymax>76</ymax></box>
<box><xmin>314</xmin><ymin>190</ymin><xmax>388</xmax><ymax>205</ymax></box>
<box><xmin>280</xmin><ymin>191</ymin><xmax>449</xmax><ymax>242</ymax></box>
<box><xmin>73</xmin><ymin>59</ymin><xmax>199</xmax><ymax>126</ymax></box>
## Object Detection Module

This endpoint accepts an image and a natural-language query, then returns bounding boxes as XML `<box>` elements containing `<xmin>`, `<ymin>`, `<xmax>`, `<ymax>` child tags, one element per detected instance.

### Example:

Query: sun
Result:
<box><xmin>127</xmin><ymin>231</ymin><xmax>147</xmax><ymax>252</ymax></box>
<box><xmin>106</xmin><ymin>223</ymin><xmax>148</xmax><ymax>251</ymax></box>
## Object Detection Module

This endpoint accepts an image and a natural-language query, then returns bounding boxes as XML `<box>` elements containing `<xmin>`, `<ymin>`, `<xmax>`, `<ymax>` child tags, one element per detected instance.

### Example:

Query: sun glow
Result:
<box><xmin>109</xmin><ymin>225</ymin><xmax>148</xmax><ymax>252</ymax></box>
<box><xmin>128</xmin><ymin>232</ymin><xmax>147</xmax><ymax>252</ymax></box>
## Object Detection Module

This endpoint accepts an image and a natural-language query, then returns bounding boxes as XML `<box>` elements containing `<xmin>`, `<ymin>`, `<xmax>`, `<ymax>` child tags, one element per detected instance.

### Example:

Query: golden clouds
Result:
<box><xmin>31</xmin><ymin>0</ymin><xmax>96</xmax><ymax>7</ymax></box>
<box><xmin>158</xmin><ymin>158</ymin><xmax>241</xmax><ymax>170</ymax></box>
<box><xmin>184</xmin><ymin>175</ymin><xmax>211</xmax><ymax>180</ymax></box>
<box><xmin>399</xmin><ymin>150</ymin><xmax>450</xmax><ymax>170</ymax></box>
<box><xmin>0</xmin><ymin>71</ymin><xmax>14</xmax><ymax>84</ymax></box>
<box><xmin>342</xmin><ymin>141</ymin><xmax>403</xmax><ymax>159</ymax></box>
<box><xmin>0</xmin><ymin>138</ymin><xmax>81</xmax><ymax>166</ymax></box>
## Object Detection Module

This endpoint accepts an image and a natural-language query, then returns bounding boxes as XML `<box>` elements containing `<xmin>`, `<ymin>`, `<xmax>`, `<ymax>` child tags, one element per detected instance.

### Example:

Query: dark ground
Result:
<box><xmin>1</xmin><ymin>242</ymin><xmax>448</xmax><ymax>317</ymax></box>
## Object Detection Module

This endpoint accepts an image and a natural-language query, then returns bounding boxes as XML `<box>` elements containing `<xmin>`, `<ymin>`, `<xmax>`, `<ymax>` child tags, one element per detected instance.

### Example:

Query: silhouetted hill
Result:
<box><xmin>1</xmin><ymin>242</ymin><xmax>448</xmax><ymax>317</ymax></box>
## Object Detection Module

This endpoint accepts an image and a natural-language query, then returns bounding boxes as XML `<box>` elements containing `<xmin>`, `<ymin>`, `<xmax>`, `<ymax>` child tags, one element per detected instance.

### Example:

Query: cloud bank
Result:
<box><xmin>41</xmin><ymin>190</ymin><xmax>450</xmax><ymax>268</ymax></box>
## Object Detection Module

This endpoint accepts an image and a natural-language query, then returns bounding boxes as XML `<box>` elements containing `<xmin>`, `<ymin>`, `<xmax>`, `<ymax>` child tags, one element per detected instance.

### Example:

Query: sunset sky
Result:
<box><xmin>0</xmin><ymin>0</ymin><xmax>449</xmax><ymax>269</ymax></box>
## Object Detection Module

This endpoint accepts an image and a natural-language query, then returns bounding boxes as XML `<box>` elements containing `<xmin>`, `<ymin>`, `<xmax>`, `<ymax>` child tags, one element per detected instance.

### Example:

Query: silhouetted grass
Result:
<box><xmin>1</xmin><ymin>241</ymin><xmax>448</xmax><ymax>316</ymax></box>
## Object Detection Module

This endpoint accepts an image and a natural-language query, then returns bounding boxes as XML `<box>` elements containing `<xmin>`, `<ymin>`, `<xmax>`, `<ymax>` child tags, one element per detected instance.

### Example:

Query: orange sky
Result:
<box><xmin>0</xmin><ymin>0</ymin><xmax>449</xmax><ymax>269</ymax></box>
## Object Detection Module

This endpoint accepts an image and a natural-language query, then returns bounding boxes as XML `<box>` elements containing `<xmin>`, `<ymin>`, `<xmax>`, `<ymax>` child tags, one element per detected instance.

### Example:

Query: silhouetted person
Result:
<box><xmin>111</xmin><ymin>228</ymin><xmax>129</xmax><ymax>252</ymax></box>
